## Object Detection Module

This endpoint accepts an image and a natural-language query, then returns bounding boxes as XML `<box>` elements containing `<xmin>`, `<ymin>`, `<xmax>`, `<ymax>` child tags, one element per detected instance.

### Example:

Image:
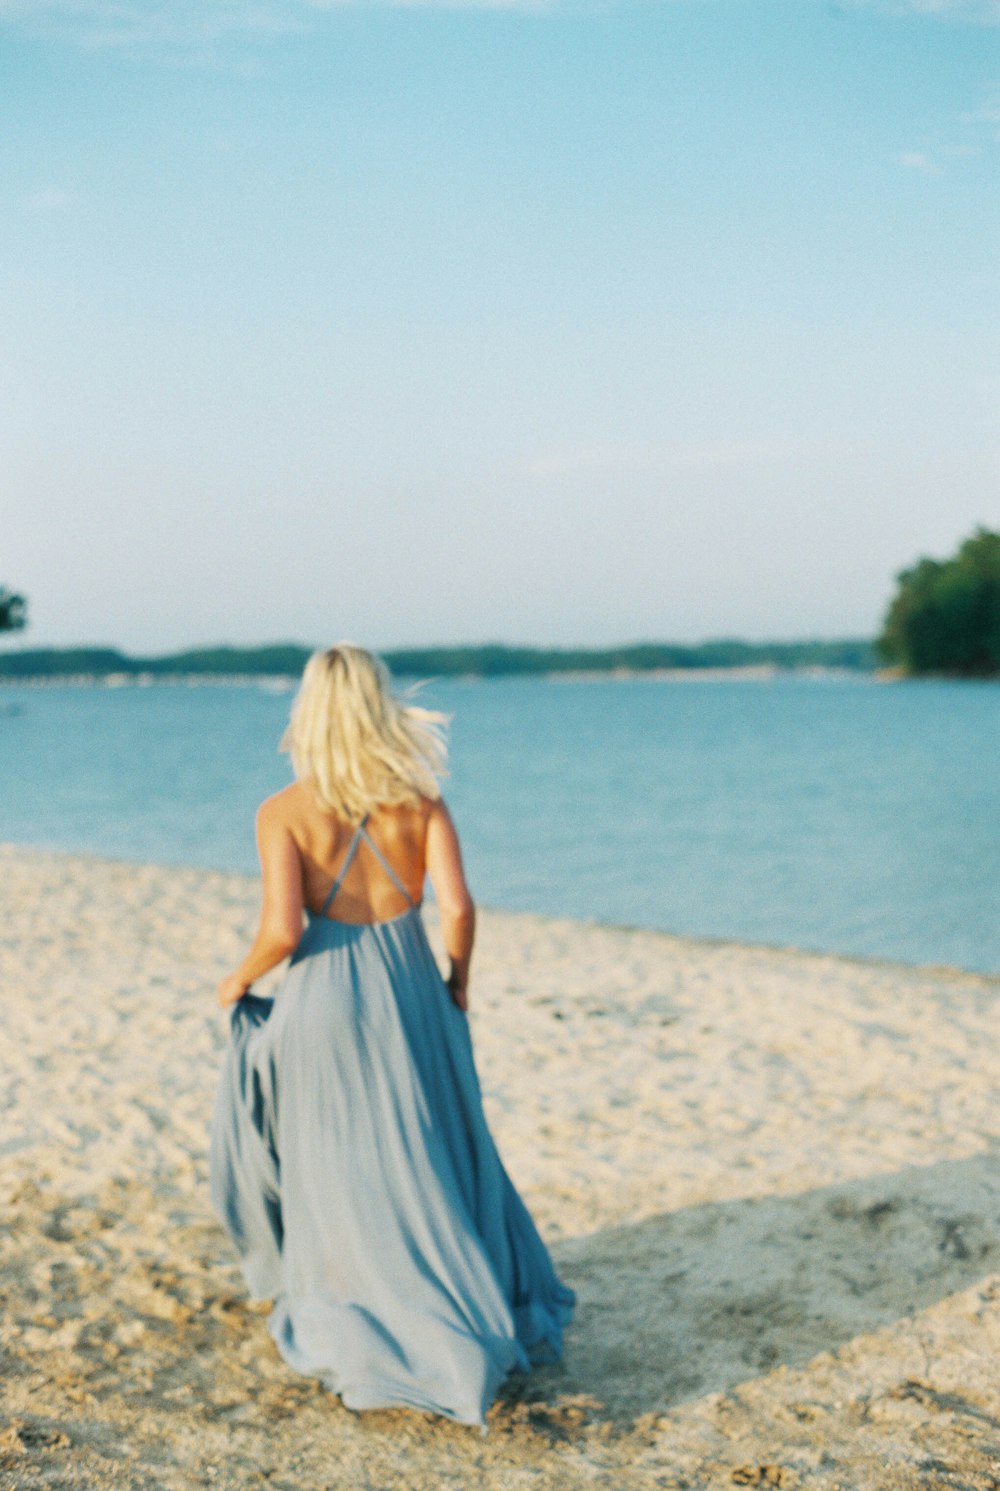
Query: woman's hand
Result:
<box><xmin>217</xmin><ymin>973</ymin><xmax>249</xmax><ymax>1009</ymax></box>
<box><xmin>446</xmin><ymin>967</ymin><xmax>469</xmax><ymax>1013</ymax></box>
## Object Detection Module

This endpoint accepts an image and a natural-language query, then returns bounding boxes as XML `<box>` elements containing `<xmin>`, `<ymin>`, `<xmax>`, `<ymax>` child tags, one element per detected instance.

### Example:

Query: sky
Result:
<box><xmin>1</xmin><ymin>0</ymin><xmax>998</xmax><ymax>653</ymax></box>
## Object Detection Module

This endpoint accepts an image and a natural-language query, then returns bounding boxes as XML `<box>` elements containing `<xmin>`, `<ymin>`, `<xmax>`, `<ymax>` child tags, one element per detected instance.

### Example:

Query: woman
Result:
<box><xmin>210</xmin><ymin>645</ymin><xmax>574</xmax><ymax>1428</ymax></box>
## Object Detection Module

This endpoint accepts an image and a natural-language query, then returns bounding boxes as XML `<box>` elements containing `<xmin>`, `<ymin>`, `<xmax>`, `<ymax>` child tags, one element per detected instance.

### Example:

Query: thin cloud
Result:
<box><xmin>843</xmin><ymin>0</ymin><xmax>1000</xmax><ymax>19</ymax></box>
<box><xmin>895</xmin><ymin>0</ymin><xmax>1000</xmax><ymax>17</ymax></box>
<box><xmin>895</xmin><ymin>149</ymin><xmax>943</xmax><ymax>175</ymax></box>
<box><xmin>0</xmin><ymin>0</ymin><xmax>548</xmax><ymax>51</ymax></box>
<box><xmin>911</xmin><ymin>0</ymin><xmax>1000</xmax><ymax>14</ymax></box>
<box><xmin>964</xmin><ymin>100</ymin><xmax>1000</xmax><ymax>138</ymax></box>
<box><xmin>0</xmin><ymin>1</ymin><xmax>315</xmax><ymax>51</ymax></box>
<box><xmin>893</xmin><ymin>85</ymin><xmax>1000</xmax><ymax>175</ymax></box>
<box><xmin>25</xmin><ymin>185</ymin><xmax>83</xmax><ymax>211</ymax></box>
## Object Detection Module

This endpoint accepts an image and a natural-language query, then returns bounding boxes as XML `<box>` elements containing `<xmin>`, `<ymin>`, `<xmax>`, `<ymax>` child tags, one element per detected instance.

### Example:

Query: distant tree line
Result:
<box><xmin>383</xmin><ymin>639</ymin><xmax>877</xmax><ymax>676</ymax></box>
<box><xmin>0</xmin><ymin>643</ymin><xmax>313</xmax><ymax>678</ymax></box>
<box><xmin>0</xmin><ymin>637</ymin><xmax>877</xmax><ymax>680</ymax></box>
<box><xmin>878</xmin><ymin>527</ymin><xmax>1000</xmax><ymax>677</ymax></box>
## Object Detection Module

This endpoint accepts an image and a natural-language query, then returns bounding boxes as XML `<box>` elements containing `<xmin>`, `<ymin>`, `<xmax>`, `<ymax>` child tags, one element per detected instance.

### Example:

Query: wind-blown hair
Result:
<box><xmin>281</xmin><ymin>645</ymin><xmax>447</xmax><ymax>820</ymax></box>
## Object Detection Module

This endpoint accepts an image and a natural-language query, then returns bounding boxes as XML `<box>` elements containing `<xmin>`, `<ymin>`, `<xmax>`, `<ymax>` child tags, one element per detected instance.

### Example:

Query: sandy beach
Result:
<box><xmin>4</xmin><ymin>843</ymin><xmax>1000</xmax><ymax>1489</ymax></box>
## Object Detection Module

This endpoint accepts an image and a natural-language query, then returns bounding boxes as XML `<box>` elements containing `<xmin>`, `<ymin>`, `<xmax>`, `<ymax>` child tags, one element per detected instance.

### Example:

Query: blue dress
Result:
<box><xmin>210</xmin><ymin>818</ymin><xmax>574</xmax><ymax>1428</ymax></box>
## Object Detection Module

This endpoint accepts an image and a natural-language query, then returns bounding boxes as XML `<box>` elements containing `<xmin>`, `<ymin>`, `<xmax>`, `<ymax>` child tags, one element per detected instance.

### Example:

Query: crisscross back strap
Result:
<box><xmin>358</xmin><ymin>825</ymin><xmax>415</xmax><ymax>907</ymax></box>
<box><xmin>317</xmin><ymin>815</ymin><xmax>369</xmax><ymax>918</ymax></box>
<box><xmin>316</xmin><ymin>815</ymin><xmax>416</xmax><ymax>918</ymax></box>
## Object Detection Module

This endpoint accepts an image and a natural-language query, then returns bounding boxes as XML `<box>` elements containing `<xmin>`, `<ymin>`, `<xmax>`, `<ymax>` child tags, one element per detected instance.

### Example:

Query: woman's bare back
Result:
<box><xmin>275</xmin><ymin>782</ymin><xmax>432</xmax><ymax>924</ymax></box>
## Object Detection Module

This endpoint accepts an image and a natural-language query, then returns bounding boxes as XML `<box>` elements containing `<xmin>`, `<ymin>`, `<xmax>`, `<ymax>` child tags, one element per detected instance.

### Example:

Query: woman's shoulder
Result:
<box><xmin>408</xmin><ymin>793</ymin><xmax>446</xmax><ymax>834</ymax></box>
<box><xmin>256</xmin><ymin>782</ymin><xmax>308</xmax><ymax>827</ymax></box>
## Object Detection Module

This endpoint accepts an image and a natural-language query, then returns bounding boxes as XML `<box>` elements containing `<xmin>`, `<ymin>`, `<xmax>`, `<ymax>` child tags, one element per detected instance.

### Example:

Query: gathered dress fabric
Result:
<box><xmin>210</xmin><ymin>820</ymin><xmax>575</xmax><ymax>1428</ymax></box>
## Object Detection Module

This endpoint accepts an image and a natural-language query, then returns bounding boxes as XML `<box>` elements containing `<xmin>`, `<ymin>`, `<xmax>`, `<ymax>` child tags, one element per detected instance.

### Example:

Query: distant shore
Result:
<box><xmin>0</xmin><ymin>672</ymin><xmax>299</xmax><ymax>690</ymax></box>
<box><xmin>0</xmin><ymin>638</ymin><xmax>879</xmax><ymax>684</ymax></box>
<box><xmin>0</xmin><ymin>664</ymin><xmax>888</xmax><ymax>690</ymax></box>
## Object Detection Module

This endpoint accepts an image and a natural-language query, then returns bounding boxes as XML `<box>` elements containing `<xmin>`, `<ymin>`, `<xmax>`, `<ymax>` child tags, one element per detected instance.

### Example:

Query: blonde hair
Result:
<box><xmin>281</xmin><ymin>645</ymin><xmax>447</xmax><ymax>820</ymax></box>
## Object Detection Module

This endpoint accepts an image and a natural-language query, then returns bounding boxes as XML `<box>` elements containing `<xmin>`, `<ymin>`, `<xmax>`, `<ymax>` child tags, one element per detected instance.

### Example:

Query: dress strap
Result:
<box><xmin>359</xmin><ymin>826</ymin><xmax>416</xmax><ymax>907</ymax></box>
<box><xmin>317</xmin><ymin>816</ymin><xmax>369</xmax><ymax>918</ymax></box>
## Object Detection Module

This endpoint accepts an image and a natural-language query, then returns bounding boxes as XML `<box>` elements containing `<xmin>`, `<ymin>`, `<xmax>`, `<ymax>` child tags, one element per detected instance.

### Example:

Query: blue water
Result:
<box><xmin>2</xmin><ymin>676</ymin><xmax>998</xmax><ymax>973</ymax></box>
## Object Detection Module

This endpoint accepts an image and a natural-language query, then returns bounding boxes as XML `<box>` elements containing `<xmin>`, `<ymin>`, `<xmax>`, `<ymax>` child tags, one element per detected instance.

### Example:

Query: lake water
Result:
<box><xmin>1</xmin><ymin>675</ymin><xmax>998</xmax><ymax>974</ymax></box>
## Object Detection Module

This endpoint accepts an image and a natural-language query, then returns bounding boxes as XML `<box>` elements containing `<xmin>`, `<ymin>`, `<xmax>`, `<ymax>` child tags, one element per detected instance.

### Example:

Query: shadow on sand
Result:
<box><xmin>521</xmin><ymin>1149</ymin><xmax>1000</xmax><ymax>1424</ymax></box>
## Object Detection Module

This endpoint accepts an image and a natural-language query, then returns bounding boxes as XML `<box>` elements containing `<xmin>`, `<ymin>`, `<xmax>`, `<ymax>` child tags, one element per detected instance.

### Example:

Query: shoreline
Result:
<box><xmin>3</xmin><ymin>839</ymin><xmax>995</xmax><ymax>986</ymax></box>
<box><xmin>0</xmin><ymin>665</ymin><xmax>885</xmax><ymax>688</ymax></box>
<box><xmin>8</xmin><ymin>667</ymin><xmax>996</xmax><ymax>689</ymax></box>
<box><xmin>6</xmin><ymin>842</ymin><xmax>1000</xmax><ymax>1488</ymax></box>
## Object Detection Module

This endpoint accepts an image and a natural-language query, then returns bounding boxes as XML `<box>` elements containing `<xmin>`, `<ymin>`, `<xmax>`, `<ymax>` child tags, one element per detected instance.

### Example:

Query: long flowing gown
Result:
<box><xmin>210</xmin><ymin>818</ymin><xmax>575</xmax><ymax>1428</ymax></box>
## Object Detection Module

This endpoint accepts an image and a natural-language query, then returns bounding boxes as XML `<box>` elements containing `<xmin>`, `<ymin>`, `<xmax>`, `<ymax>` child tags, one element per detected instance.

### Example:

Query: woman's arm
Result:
<box><xmin>425</xmin><ymin>797</ymin><xmax>476</xmax><ymax>1012</ymax></box>
<box><xmin>217</xmin><ymin>798</ymin><xmax>305</xmax><ymax>1007</ymax></box>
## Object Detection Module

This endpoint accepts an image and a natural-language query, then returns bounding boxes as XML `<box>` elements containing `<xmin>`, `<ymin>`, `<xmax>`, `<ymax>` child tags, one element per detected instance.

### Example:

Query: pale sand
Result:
<box><xmin>3</xmin><ymin>844</ymin><xmax>1000</xmax><ymax>1489</ymax></box>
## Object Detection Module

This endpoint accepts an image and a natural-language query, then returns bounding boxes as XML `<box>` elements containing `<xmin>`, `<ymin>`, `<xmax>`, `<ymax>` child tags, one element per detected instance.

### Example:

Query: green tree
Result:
<box><xmin>0</xmin><ymin>587</ymin><xmax>27</xmax><ymax>633</ymax></box>
<box><xmin>878</xmin><ymin>528</ymin><xmax>1000</xmax><ymax>676</ymax></box>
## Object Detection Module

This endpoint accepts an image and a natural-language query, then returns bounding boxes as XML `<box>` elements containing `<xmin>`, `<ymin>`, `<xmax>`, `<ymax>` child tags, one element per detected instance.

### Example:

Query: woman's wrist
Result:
<box><xmin>218</xmin><ymin>971</ymin><xmax>251</xmax><ymax>1007</ymax></box>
